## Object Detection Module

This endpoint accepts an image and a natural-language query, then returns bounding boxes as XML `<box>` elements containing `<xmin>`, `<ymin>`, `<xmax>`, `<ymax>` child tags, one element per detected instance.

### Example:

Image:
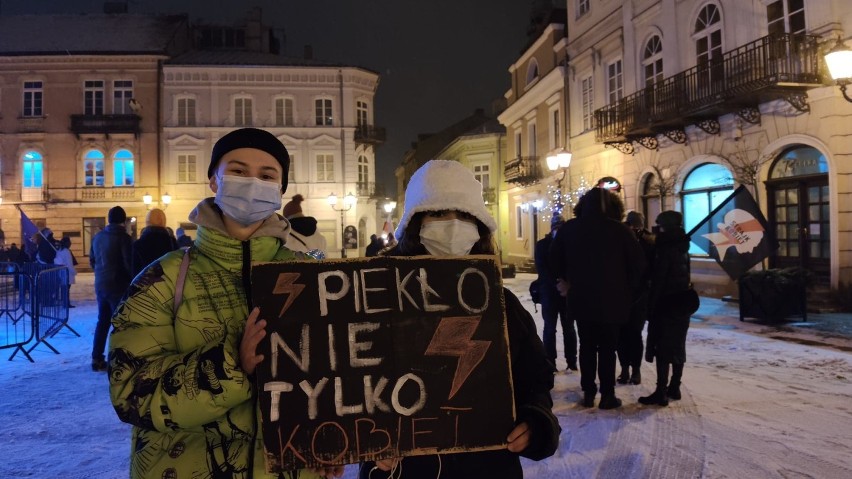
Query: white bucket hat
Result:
<box><xmin>395</xmin><ymin>160</ymin><xmax>497</xmax><ymax>240</ymax></box>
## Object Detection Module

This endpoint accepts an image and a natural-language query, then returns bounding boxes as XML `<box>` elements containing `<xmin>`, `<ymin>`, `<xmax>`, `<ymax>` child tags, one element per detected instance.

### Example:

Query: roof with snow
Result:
<box><xmin>0</xmin><ymin>14</ymin><xmax>188</xmax><ymax>56</ymax></box>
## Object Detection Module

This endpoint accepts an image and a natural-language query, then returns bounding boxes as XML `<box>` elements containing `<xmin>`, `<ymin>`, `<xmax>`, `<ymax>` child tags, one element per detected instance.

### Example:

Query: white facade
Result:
<box><xmin>562</xmin><ymin>0</ymin><xmax>852</xmax><ymax>293</ymax></box>
<box><xmin>161</xmin><ymin>64</ymin><xmax>381</xmax><ymax>257</ymax></box>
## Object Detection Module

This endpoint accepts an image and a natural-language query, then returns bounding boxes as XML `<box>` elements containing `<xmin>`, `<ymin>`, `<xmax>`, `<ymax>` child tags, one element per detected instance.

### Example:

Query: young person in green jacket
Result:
<box><xmin>109</xmin><ymin>128</ymin><xmax>342</xmax><ymax>479</ymax></box>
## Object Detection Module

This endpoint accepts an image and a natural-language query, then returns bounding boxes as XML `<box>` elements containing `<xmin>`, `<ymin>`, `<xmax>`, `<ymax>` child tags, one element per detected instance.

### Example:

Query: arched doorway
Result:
<box><xmin>766</xmin><ymin>145</ymin><xmax>829</xmax><ymax>283</ymax></box>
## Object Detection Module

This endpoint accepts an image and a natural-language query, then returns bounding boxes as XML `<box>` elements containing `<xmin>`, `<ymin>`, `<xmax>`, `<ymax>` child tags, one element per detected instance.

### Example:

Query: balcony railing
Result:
<box><xmin>354</xmin><ymin>125</ymin><xmax>386</xmax><ymax>145</ymax></box>
<box><xmin>78</xmin><ymin>187</ymin><xmax>138</xmax><ymax>201</ymax></box>
<box><xmin>504</xmin><ymin>156</ymin><xmax>542</xmax><ymax>186</ymax></box>
<box><xmin>70</xmin><ymin>114</ymin><xmax>141</xmax><ymax>137</ymax></box>
<box><xmin>595</xmin><ymin>33</ymin><xmax>822</xmax><ymax>143</ymax></box>
<box><xmin>356</xmin><ymin>181</ymin><xmax>375</xmax><ymax>197</ymax></box>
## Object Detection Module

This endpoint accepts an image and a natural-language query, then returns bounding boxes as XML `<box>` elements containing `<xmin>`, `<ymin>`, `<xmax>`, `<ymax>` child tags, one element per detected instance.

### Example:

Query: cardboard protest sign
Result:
<box><xmin>251</xmin><ymin>255</ymin><xmax>515</xmax><ymax>473</ymax></box>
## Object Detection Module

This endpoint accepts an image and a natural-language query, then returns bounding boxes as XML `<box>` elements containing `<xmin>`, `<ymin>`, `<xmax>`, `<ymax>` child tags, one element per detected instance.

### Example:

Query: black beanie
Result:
<box><xmin>209</xmin><ymin>128</ymin><xmax>290</xmax><ymax>189</ymax></box>
<box><xmin>108</xmin><ymin>206</ymin><xmax>127</xmax><ymax>224</ymax></box>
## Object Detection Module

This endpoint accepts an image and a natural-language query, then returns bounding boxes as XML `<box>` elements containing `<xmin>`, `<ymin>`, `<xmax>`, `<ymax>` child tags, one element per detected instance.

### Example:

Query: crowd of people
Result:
<box><xmin>8</xmin><ymin>125</ymin><xmax>697</xmax><ymax>478</ymax></box>
<box><xmin>539</xmin><ymin>186</ymin><xmax>695</xmax><ymax>410</ymax></box>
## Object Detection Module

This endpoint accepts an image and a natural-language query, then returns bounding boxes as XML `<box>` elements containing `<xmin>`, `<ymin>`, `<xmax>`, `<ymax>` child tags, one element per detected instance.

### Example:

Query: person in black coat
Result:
<box><xmin>89</xmin><ymin>206</ymin><xmax>133</xmax><ymax>372</ymax></box>
<box><xmin>640</xmin><ymin>210</ymin><xmax>693</xmax><ymax>407</ymax></box>
<box><xmin>617</xmin><ymin>211</ymin><xmax>655</xmax><ymax>385</ymax></box>
<box><xmin>364</xmin><ymin>234</ymin><xmax>384</xmax><ymax>257</ymax></box>
<box><xmin>131</xmin><ymin>208</ymin><xmax>178</xmax><ymax>277</ymax></box>
<box><xmin>35</xmin><ymin>228</ymin><xmax>57</xmax><ymax>264</ymax></box>
<box><xmin>360</xmin><ymin>160</ymin><xmax>560</xmax><ymax>479</ymax></box>
<box><xmin>549</xmin><ymin>187</ymin><xmax>646</xmax><ymax>410</ymax></box>
<box><xmin>534</xmin><ymin>214</ymin><xmax>577</xmax><ymax>371</ymax></box>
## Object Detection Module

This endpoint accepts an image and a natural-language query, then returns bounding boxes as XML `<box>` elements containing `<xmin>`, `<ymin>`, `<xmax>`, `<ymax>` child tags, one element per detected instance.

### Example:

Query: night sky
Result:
<box><xmin>3</xmin><ymin>0</ymin><xmax>534</xmax><ymax>196</ymax></box>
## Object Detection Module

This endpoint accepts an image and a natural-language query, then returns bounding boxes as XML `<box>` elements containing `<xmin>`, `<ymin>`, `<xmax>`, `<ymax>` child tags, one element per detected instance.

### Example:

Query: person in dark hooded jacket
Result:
<box><xmin>131</xmin><ymin>208</ymin><xmax>178</xmax><ymax>276</ymax></box>
<box><xmin>550</xmin><ymin>187</ymin><xmax>646</xmax><ymax>410</ymax></box>
<box><xmin>639</xmin><ymin>210</ymin><xmax>693</xmax><ymax>407</ymax></box>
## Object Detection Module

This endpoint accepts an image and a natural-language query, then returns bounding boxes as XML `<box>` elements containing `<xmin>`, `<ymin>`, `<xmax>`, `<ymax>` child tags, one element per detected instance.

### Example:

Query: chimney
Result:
<box><xmin>303</xmin><ymin>45</ymin><xmax>313</xmax><ymax>60</ymax></box>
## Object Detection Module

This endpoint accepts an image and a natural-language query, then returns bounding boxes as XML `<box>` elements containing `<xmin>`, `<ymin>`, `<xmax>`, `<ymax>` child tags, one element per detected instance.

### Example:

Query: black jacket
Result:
<box><xmin>549</xmin><ymin>188</ymin><xmax>646</xmax><ymax>324</ymax></box>
<box><xmin>648</xmin><ymin>229</ymin><xmax>691</xmax><ymax>314</ymax></box>
<box><xmin>132</xmin><ymin>226</ymin><xmax>178</xmax><ymax>277</ymax></box>
<box><xmin>89</xmin><ymin>224</ymin><xmax>133</xmax><ymax>296</ymax></box>
<box><xmin>37</xmin><ymin>235</ymin><xmax>57</xmax><ymax>264</ymax></box>
<box><xmin>534</xmin><ymin>233</ymin><xmax>561</xmax><ymax>300</ymax></box>
<box><xmin>359</xmin><ymin>255</ymin><xmax>560</xmax><ymax>478</ymax></box>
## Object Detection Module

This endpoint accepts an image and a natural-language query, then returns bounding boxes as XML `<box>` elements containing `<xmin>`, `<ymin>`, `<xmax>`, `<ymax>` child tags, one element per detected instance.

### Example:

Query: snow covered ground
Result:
<box><xmin>1</xmin><ymin>273</ymin><xmax>851</xmax><ymax>478</ymax></box>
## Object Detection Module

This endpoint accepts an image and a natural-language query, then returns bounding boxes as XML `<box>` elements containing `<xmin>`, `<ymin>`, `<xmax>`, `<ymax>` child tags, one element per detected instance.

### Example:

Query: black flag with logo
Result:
<box><xmin>687</xmin><ymin>185</ymin><xmax>778</xmax><ymax>280</ymax></box>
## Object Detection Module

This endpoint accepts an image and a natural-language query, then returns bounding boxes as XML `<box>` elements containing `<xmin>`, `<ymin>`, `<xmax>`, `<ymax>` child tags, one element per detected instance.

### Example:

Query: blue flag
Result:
<box><xmin>20</xmin><ymin>209</ymin><xmax>40</xmax><ymax>260</ymax></box>
<box><xmin>687</xmin><ymin>185</ymin><xmax>779</xmax><ymax>280</ymax></box>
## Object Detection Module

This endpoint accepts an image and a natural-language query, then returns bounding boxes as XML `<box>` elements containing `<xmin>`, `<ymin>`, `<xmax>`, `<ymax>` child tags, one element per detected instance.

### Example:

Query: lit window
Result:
<box><xmin>113</xmin><ymin>149</ymin><xmax>135</xmax><ymax>186</ymax></box>
<box><xmin>643</xmin><ymin>36</ymin><xmax>664</xmax><ymax>87</ymax></box>
<box><xmin>84</xmin><ymin>150</ymin><xmax>105</xmax><ymax>187</ymax></box>
<box><xmin>608</xmin><ymin>60</ymin><xmax>623</xmax><ymax>103</ymax></box>
<box><xmin>22</xmin><ymin>151</ymin><xmax>44</xmax><ymax>188</ymax></box>
<box><xmin>681</xmin><ymin>163</ymin><xmax>734</xmax><ymax>254</ymax></box>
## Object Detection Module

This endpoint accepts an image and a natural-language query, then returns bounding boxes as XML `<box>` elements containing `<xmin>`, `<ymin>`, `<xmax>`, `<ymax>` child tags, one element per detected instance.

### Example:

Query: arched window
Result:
<box><xmin>83</xmin><ymin>150</ymin><xmax>105</xmax><ymax>186</ymax></box>
<box><xmin>113</xmin><ymin>149</ymin><xmax>135</xmax><ymax>186</ymax></box>
<box><xmin>681</xmin><ymin>162</ymin><xmax>734</xmax><ymax>254</ymax></box>
<box><xmin>526</xmin><ymin>59</ymin><xmax>539</xmax><ymax>87</ymax></box>
<box><xmin>643</xmin><ymin>35</ymin><xmax>664</xmax><ymax>87</ymax></box>
<box><xmin>694</xmin><ymin>4</ymin><xmax>723</xmax><ymax>92</ymax></box>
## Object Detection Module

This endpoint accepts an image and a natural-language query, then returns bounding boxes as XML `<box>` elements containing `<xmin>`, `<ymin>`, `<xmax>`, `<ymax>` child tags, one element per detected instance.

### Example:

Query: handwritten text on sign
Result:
<box><xmin>251</xmin><ymin>256</ymin><xmax>515</xmax><ymax>472</ymax></box>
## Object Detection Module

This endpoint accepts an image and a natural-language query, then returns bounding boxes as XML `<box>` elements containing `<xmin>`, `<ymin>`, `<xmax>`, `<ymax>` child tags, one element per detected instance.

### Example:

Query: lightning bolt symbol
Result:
<box><xmin>424</xmin><ymin>316</ymin><xmax>491</xmax><ymax>401</ymax></box>
<box><xmin>272</xmin><ymin>272</ymin><xmax>305</xmax><ymax>317</ymax></box>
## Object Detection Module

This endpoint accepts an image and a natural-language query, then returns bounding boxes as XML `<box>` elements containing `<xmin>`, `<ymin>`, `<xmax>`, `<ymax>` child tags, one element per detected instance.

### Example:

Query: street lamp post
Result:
<box><xmin>383</xmin><ymin>200</ymin><xmax>397</xmax><ymax>245</ymax></box>
<box><xmin>825</xmin><ymin>37</ymin><xmax>852</xmax><ymax>103</ymax></box>
<box><xmin>328</xmin><ymin>192</ymin><xmax>356</xmax><ymax>258</ymax></box>
<box><xmin>546</xmin><ymin>149</ymin><xmax>572</xmax><ymax>215</ymax></box>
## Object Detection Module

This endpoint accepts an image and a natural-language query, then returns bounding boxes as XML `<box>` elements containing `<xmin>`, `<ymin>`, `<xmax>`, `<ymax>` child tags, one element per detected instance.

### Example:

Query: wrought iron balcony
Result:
<box><xmin>504</xmin><ymin>156</ymin><xmax>542</xmax><ymax>186</ymax></box>
<box><xmin>70</xmin><ymin>114</ymin><xmax>141</xmax><ymax>137</ymax></box>
<box><xmin>595</xmin><ymin>33</ymin><xmax>822</xmax><ymax>146</ymax></box>
<box><xmin>354</xmin><ymin>125</ymin><xmax>386</xmax><ymax>145</ymax></box>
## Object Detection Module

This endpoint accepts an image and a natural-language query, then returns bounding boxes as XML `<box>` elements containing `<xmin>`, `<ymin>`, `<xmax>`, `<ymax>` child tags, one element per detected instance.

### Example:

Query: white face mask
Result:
<box><xmin>420</xmin><ymin>219</ymin><xmax>480</xmax><ymax>256</ymax></box>
<box><xmin>214</xmin><ymin>175</ymin><xmax>282</xmax><ymax>226</ymax></box>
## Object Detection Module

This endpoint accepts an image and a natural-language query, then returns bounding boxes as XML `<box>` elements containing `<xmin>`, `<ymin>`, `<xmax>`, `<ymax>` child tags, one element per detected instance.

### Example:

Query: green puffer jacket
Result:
<box><xmin>109</xmin><ymin>198</ymin><xmax>321</xmax><ymax>479</ymax></box>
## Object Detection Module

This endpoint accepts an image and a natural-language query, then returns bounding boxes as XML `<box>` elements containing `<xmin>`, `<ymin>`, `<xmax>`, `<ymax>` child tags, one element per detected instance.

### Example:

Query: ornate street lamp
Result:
<box><xmin>825</xmin><ymin>37</ymin><xmax>852</xmax><ymax>103</ymax></box>
<box><xmin>328</xmin><ymin>192</ymin><xmax>356</xmax><ymax>257</ymax></box>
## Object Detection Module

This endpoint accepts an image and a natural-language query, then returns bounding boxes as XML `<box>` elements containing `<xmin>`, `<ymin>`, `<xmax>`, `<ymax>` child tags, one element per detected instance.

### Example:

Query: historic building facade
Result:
<box><xmin>0</xmin><ymin>14</ymin><xmax>189</xmax><ymax>258</ymax></box>
<box><xmin>552</xmin><ymin>0</ymin><xmax>851</xmax><ymax>294</ymax></box>
<box><xmin>497</xmin><ymin>12</ymin><xmax>571</xmax><ymax>270</ymax></box>
<box><xmin>162</xmin><ymin>54</ymin><xmax>382</xmax><ymax>257</ymax></box>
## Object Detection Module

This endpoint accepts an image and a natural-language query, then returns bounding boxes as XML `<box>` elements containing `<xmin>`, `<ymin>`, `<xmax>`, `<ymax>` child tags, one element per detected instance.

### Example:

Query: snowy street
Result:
<box><xmin>1</xmin><ymin>273</ymin><xmax>851</xmax><ymax>478</ymax></box>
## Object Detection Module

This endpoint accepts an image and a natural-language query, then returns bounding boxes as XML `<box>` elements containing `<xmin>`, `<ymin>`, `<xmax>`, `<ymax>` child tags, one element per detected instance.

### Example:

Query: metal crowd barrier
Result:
<box><xmin>0</xmin><ymin>262</ymin><xmax>76</xmax><ymax>362</ymax></box>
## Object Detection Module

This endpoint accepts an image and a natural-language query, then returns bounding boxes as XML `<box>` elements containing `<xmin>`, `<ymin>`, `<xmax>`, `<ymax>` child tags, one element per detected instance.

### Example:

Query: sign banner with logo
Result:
<box><xmin>687</xmin><ymin>185</ymin><xmax>778</xmax><ymax>279</ymax></box>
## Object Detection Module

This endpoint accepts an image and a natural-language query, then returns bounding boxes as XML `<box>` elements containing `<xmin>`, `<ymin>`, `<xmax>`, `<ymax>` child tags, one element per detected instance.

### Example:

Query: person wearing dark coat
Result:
<box><xmin>639</xmin><ymin>210</ymin><xmax>693</xmax><ymax>407</ymax></box>
<box><xmin>550</xmin><ymin>187</ymin><xmax>646</xmax><ymax>410</ymax></box>
<box><xmin>35</xmin><ymin>228</ymin><xmax>57</xmax><ymax>264</ymax></box>
<box><xmin>89</xmin><ymin>206</ymin><xmax>133</xmax><ymax>372</ymax></box>
<box><xmin>131</xmin><ymin>208</ymin><xmax>178</xmax><ymax>277</ymax></box>
<box><xmin>360</xmin><ymin>160</ymin><xmax>560</xmax><ymax>479</ymax></box>
<box><xmin>617</xmin><ymin>211</ymin><xmax>655</xmax><ymax>385</ymax></box>
<box><xmin>364</xmin><ymin>234</ymin><xmax>384</xmax><ymax>257</ymax></box>
<box><xmin>534</xmin><ymin>214</ymin><xmax>577</xmax><ymax>371</ymax></box>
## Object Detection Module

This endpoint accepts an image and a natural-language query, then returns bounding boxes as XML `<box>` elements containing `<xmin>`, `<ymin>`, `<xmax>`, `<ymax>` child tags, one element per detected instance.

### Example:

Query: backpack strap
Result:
<box><xmin>174</xmin><ymin>247</ymin><xmax>191</xmax><ymax>311</ymax></box>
